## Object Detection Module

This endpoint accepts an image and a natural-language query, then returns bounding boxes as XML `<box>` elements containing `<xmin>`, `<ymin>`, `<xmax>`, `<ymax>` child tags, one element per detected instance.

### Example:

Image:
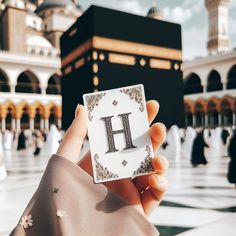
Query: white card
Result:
<box><xmin>83</xmin><ymin>84</ymin><xmax>155</xmax><ymax>183</ymax></box>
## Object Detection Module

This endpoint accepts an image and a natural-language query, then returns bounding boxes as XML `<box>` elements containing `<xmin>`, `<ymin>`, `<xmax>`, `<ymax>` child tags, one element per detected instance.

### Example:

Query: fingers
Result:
<box><xmin>56</xmin><ymin>104</ymin><xmax>88</xmax><ymax>164</ymax></box>
<box><xmin>147</xmin><ymin>100</ymin><xmax>159</xmax><ymax>124</ymax></box>
<box><xmin>150</xmin><ymin>122</ymin><xmax>166</xmax><ymax>151</ymax></box>
<box><xmin>134</xmin><ymin>156</ymin><xmax>168</xmax><ymax>190</ymax></box>
<box><xmin>141</xmin><ymin>174</ymin><xmax>168</xmax><ymax>216</ymax></box>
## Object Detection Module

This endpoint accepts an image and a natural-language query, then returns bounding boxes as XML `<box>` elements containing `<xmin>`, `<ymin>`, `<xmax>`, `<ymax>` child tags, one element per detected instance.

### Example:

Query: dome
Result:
<box><xmin>35</xmin><ymin>0</ymin><xmax>73</xmax><ymax>14</ymax></box>
<box><xmin>147</xmin><ymin>2</ymin><xmax>162</xmax><ymax>20</ymax></box>
<box><xmin>26</xmin><ymin>35</ymin><xmax>53</xmax><ymax>49</ymax></box>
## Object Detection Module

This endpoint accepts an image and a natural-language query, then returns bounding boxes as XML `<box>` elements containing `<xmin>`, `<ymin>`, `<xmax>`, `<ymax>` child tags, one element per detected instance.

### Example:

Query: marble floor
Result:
<box><xmin>0</xmin><ymin>146</ymin><xmax>235</xmax><ymax>236</ymax></box>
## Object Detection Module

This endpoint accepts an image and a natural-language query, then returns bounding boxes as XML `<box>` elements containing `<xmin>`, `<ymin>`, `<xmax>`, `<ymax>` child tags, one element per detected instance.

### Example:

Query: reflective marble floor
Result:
<box><xmin>0</xmin><ymin>147</ymin><xmax>235</xmax><ymax>236</ymax></box>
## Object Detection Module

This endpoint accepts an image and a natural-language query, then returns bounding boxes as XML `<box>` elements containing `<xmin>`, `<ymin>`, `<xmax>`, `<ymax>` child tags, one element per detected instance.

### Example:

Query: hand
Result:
<box><xmin>56</xmin><ymin>100</ymin><xmax>168</xmax><ymax>216</ymax></box>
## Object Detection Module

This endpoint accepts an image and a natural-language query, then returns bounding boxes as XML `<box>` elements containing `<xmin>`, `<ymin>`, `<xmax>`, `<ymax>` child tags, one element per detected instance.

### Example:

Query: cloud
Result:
<box><xmin>163</xmin><ymin>6</ymin><xmax>192</xmax><ymax>24</ymax></box>
<box><xmin>183</xmin><ymin>25</ymin><xmax>208</xmax><ymax>60</ymax></box>
<box><xmin>162</xmin><ymin>0</ymin><xmax>204</xmax><ymax>25</ymax></box>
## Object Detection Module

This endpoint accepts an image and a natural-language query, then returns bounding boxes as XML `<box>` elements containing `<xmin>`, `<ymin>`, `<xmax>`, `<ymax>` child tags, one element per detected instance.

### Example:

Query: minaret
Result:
<box><xmin>0</xmin><ymin>0</ymin><xmax>27</xmax><ymax>52</ymax></box>
<box><xmin>205</xmin><ymin>0</ymin><xmax>231</xmax><ymax>54</ymax></box>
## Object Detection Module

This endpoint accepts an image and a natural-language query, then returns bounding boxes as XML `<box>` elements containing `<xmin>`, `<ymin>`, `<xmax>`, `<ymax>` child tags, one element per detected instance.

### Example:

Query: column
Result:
<box><xmin>218</xmin><ymin>113</ymin><xmax>222</xmax><ymax>126</ymax></box>
<box><xmin>57</xmin><ymin>118</ymin><xmax>62</xmax><ymax>129</ymax></box>
<box><xmin>41</xmin><ymin>87</ymin><xmax>46</xmax><ymax>95</ymax></box>
<box><xmin>233</xmin><ymin>113</ymin><xmax>236</xmax><ymax>126</ymax></box>
<box><xmin>30</xmin><ymin>118</ymin><xmax>34</xmax><ymax>131</ymax></box>
<box><xmin>192</xmin><ymin>114</ymin><xmax>196</xmax><ymax>127</ymax></box>
<box><xmin>205</xmin><ymin>114</ymin><xmax>208</xmax><ymax>127</ymax></box>
<box><xmin>44</xmin><ymin>118</ymin><xmax>49</xmax><ymax>131</ymax></box>
<box><xmin>40</xmin><ymin>118</ymin><xmax>44</xmax><ymax>130</ymax></box>
<box><xmin>10</xmin><ymin>83</ymin><xmax>16</xmax><ymax>93</ymax></box>
<box><xmin>1</xmin><ymin>118</ymin><xmax>6</xmax><ymax>131</ymax></box>
<box><xmin>223</xmin><ymin>82</ymin><xmax>227</xmax><ymax>90</ymax></box>
<box><xmin>16</xmin><ymin>118</ymin><xmax>21</xmax><ymax>132</ymax></box>
<box><xmin>203</xmin><ymin>84</ymin><xmax>207</xmax><ymax>93</ymax></box>
<box><xmin>12</xmin><ymin>118</ymin><xmax>16</xmax><ymax>131</ymax></box>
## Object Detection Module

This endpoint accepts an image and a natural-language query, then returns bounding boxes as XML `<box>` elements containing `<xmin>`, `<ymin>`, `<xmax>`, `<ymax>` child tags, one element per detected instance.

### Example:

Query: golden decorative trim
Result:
<box><xmin>99</xmin><ymin>53</ymin><xmax>105</xmax><ymax>61</ymax></box>
<box><xmin>61</xmin><ymin>36</ymin><xmax>182</xmax><ymax>67</ymax></box>
<box><xmin>174</xmin><ymin>63</ymin><xmax>180</xmax><ymax>70</ymax></box>
<box><xmin>93</xmin><ymin>76</ymin><xmax>99</xmax><ymax>86</ymax></box>
<box><xmin>92</xmin><ymin>51</ymin><xmax>98</xmax><ymax>60</ymax></box>
<box><xmin>61</xmin><ymin>38</ymin><xmax>93</xmax><ymax>66</ymax></box>
<box><xmin>93</xmin><ymin>36</ymin><xmax>182</xmax><ymax>61</ymax></box>
<box><xmin>75</xmin><ymin>58</ymin><xmax>85</xmax><ymax>69</ymax></box>
<box><xmin>140</xmin><ymin>58</ymin><xmax>146</xmax><ymax>66</ymax></box>
<box><xmin>150</xmin><ymin>59</ymin><xmax>171</xmax><ymax>70</ymax></box>
<box><xmin>64</xmin><ymin>66</ymin><xmax>72</xmax><ymax>75</ymax></box>
<box><xmin>93</xmin><ymin>63</ymin><xmax>98</xmax><ymax>73</ymax></box>
<box><xmin>108</xmin><ymin>53</ymin><xmax>135</xmax><ymax>65</ymax></box>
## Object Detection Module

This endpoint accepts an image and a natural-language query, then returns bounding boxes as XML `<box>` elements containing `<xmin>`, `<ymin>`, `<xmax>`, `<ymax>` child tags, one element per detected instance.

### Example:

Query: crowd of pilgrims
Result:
<box><xmin>156</xmin><ymin>125</ymin><xmax>236</xmax><ymax>187</ymax></box>
<box><xmin>0</xmin><ymin>125</ymin><xmax>63</xmax><ymax>181</ymax></box>
<box><xmin>0</xmin><ymin>124</ymin><xmax>236</xmax><ymax>187</ymax></box>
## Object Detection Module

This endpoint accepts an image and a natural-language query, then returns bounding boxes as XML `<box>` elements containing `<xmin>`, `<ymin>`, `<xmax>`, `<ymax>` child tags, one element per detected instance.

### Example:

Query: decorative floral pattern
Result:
<box><xmin>120</xmin><ymin>86</ymin><xmax>144</xmax><ymax>112</ymax></box>
<box><xmin>132</xmin><ymin>145</ymin><xmax>154</xmax><ymax>176</ymax></box>
<box><xmin>85</xmin><ymin>93</ymin><xmax>106</xmax><ymax>121</ymax></box>
<box><xmin>94</xmin><ymin>154</ymin><xmax>119</xmax><ymax>182</ymax></box>
<box><xmin>56</xmin><ymin>210</ymin><xmax>65</xmax><ymax>218</ymax></box>
<box><xmin>20</xmin><ymin>214</ymin><xmax>33</xmax><ymax>229</ymax></box>
<box><xmin>122</xmin><ymin>160</ymin><xmax>128</xmax><ymax>166</ymax></box>
<box><xmin>112</xmin><ymin>100</ymin><xmax>118</xmax><ymax>106</ymax></box>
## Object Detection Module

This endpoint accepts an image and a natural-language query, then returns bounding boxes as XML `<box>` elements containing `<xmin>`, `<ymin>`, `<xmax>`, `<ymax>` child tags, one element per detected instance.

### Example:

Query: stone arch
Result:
<box><xmin>194</xmin><ymin>99</ymin><xmax>207</xmax><ymax>113</ymax></box>
<box><xmin>184</xmin><ymin>100</ymin><xmax>194</xmax><ymax>127</ymax></box>
<box><xmin>194</xmin><ymin>101</ymin><xmax>206</xmax><ymax>127</ymax></box>
<box><xmin>19</xmin><ymin>103</ymin><xmax>31</xmax><ymax>130</ymax></box>
<box><xmin>32</xmin><ymin>102</ymin><xmax>45</xmax><ymax>130</ymax></box>
<box><xmin>227</xmin><ymin>65</ymin><xmax>236</xmax><ymax>89</ymax></box>
<box><xmin>46</xmin><ymin>73</ymin><xmax>61</xmax><ymax>95</ymax></box>
<box><xmin>45</xmin><ymin>103</ymin><xmax>61</xmax><ymax>127</ymax></box>
<box><xmin>220</xmin><ymin>96</ymin><xmax>235</xmax><ymax>126</ymax></box>
<box><xmin>184</xmin><ymin>73</ymin><xmax>203</xmax><ymax>95</ymax></box>
<box><xmin>207</xmin><ymin>69</ymin><xmax>223</xmax><ymax>92</ymax></box>
<box><xmin>0</xmin><ymin>101</ymin><xmax>17</xmax><ymax>130</ymax></box>
<box><xmin>0</xmin><ymin>101</ymin><xmax>17</xmax><ymax>118</ymax></box>
<box><xmin>207</xmin><ymin>98</ymin><xmax>220</xmax><ymax>127</ymax></box>
<box><xmin>0</xmin><ymin>68</ymin><xmax>10</xmax><ymax>92</ymax></box>
<box><xmin>16</xmin><ymin>70</ymin><xmax>41</xmax><ymax>94</ymax></box>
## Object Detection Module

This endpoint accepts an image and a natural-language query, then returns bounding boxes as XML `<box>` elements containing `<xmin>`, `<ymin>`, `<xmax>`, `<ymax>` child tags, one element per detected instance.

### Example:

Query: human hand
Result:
<box><xmin>56</xmin><ymin>100</ymin><xmax>168</xmax><ymax>216</ymax></box>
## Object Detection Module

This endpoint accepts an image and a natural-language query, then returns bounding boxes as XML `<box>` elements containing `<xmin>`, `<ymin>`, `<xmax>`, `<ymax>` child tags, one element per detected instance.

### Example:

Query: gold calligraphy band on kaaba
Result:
<box><xmin>75</xmin><ymin>58</ymin><xmax>85</xmax><ymax>69</ymax></box>
<box><xmin>108</xmin><ymin>53</ymin><xmax>136</xmax><ymax>65</ymax></box>
<box><xmin>93</xmin><ymin>36</ymin><xmax>182</xmax><ymax>61</ymax></box>
<box><xmin>150</xmin><ymin>58</ymin><xmax>172</xmax><ymax>70</ymax></box>
<box><xmin>61</xmin><ymin>36</ymin><xmax>182</xmax><ymax>67</ymax></box>
<box><xmin>61</xmin><ymin>38</ymin><xmax>93</xmax><ymax>66</ymax></box>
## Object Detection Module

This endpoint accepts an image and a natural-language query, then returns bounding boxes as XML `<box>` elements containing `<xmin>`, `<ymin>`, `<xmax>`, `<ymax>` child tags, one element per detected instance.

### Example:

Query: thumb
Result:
<box><xmin>56</xmin><ymin>104</ymin><xmax>88</xmax><ymax>163</ymax></box>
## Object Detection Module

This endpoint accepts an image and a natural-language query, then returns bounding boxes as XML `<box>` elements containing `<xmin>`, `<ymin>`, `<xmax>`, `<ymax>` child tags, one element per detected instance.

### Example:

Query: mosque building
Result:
<box><xmin>0</xmin><ymin>0</ymin><xmax>82</xmax><ymax>131</ymax></box>
<box><xmin>0</xmin><ymin>0</ymin><xmax>235</xmax><ymax>131</ymax></box>
<box><xmin>183</xmin><ymin>0</ymin><xmax>236</xmax><ymax>128</ymax></box>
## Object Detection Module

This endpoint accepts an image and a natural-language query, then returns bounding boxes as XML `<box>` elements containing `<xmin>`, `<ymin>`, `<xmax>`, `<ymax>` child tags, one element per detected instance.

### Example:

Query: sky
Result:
<box><xmin>79</xmin><ymin>0</ymin><xmax>236</xmax><ymax>60</ymax></box>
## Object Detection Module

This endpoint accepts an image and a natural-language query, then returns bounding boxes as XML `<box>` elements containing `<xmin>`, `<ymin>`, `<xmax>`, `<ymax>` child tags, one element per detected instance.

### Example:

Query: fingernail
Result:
<box><xmin>152</xmin><ymin>100</ymin><xmax>159</xmax><ymax>108</ymax></box>
<box><xmin>157</xmin><ymin>122</ymin><xmax>166</xmax><ymax>132</ymax></box>
<box><xmin>159</xmin><ymin>155</ymin><xmax>169</xmax><ymax>170</ymax></box>
<box><xmin>156</xmin><ymin>175</ymin><xmax>164</xmax><ymax>184</ymax></box>
<box><xmin>74</xmin><ymin>104</ymin><xmax>80</xmax><ymax>118</ymax></box>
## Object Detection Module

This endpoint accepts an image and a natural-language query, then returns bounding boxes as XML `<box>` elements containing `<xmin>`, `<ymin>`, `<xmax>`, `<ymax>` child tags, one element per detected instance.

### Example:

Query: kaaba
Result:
<box><xmin>60</xmin><ymin>5</ymin><xmax>184</xmax><ymax>129</ymax></box>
